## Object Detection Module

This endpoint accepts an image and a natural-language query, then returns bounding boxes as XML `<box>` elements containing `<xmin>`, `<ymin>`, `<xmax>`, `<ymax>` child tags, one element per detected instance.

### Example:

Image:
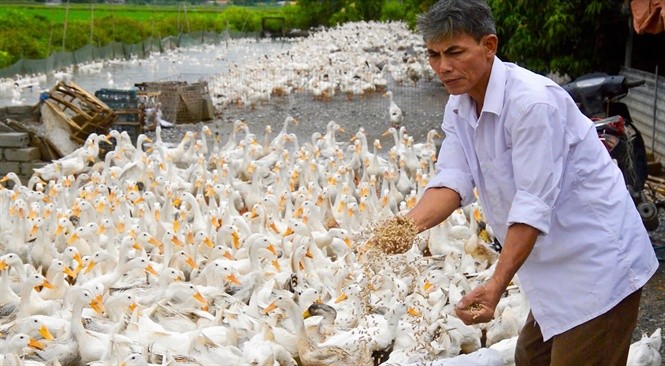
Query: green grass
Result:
<box><xmin>0</xmin><ymin>4</ymin><xmax>228</xmax><ymax>23</ymax></box>
<box><xmin>0</xmin><ymin>3</ymin><xmax>304</xmax><ymax>70</ymax></box>
<box><xmin>0</xmin><ymin>3</ymin><xmax>289</xmax><ymax>23</ymax></box>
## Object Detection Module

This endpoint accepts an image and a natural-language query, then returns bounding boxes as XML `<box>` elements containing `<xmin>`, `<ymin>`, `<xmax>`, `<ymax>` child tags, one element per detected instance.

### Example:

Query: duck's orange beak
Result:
<box><xmin>28</xmin><ymin>337</ymin><xmax>45</xmax><ymax>350</ymax></box>
<box><xmin>40</xmin><ymin>279</ymin><xmax>56</xmax><ymax>290</ymax></box>
<box><xmin>335</xmin><ymin>292</ymin><xmax>348</xmax><ymax>303</ymax></box>
<box><xmin>144</xmin><ymin>264</ymin><xmax>159</xmax><ymax>276</ymax></box>
<box><xmin>90</xmin><ymin>296</ymin><xmax>105</xmax><ymax>315</ymax></box>
<box><xmin>262</xmin><ymin>301</ymin><xmax>278</xmax><ymax>314</ymax></box>
<box><xmin>225</xmin><ymin>273</ymin><xmax>241</xmax><ymax>285</ymax></box>
<box><xmin>39</xmin><ymin>324</ymin><xmax>54</xmax><ymax>341</ymax></box>
<box><xmin>84</xmin><ymin>261</ymin><xmax>96</xmax><ymax>274</ymax></box>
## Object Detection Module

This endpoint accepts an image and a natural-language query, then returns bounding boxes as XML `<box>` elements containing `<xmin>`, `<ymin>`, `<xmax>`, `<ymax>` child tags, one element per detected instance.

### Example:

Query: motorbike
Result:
<box><xmin>562</xmin><ymin>73</ymin><xmax>660</xmax><ymax>231</ymax></box>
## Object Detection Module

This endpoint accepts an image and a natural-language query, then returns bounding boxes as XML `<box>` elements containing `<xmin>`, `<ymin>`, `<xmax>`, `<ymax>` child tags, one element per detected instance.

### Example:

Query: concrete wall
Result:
<box><xmin>0</xmin><ymin>129</ymin><xmax>47</xmax><ymax>185</ymax></box>
<box><xmin>0</xmin><ymin>105</ymin><xmax>39</xmax><ymax>124</ymax></box>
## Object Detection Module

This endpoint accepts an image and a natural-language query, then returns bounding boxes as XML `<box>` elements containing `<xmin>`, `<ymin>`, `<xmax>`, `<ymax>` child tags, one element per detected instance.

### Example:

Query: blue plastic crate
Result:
<box><xmin>114</xmin><ymin>112</ymin><xmax>141</xmax><ymax>123</ymax></box>
<box><xmin>102</xmin><ymin>100</ymin><xmax>140</xmax><ymax>109</ymax></box>
<box><xmin>95</xmin><ymin>88</ymin><xmax>138</xmax><ymax>101</ymax></box>
<box><xmin>111</xmin><ymin>122</ymin><xmax>142</xmax><ymax>144</ymax></box>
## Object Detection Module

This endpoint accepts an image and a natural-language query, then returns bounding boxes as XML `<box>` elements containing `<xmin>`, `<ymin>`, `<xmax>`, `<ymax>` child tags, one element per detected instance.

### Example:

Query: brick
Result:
<box><xmin>0</xmin><ymin>161</ymin><xmax>20</xmax><ymax>175</ymax></box>
<box><xmin>4</xmin><ymin>147</ymin><xmax>41</xmax><ymax>162</ymax></box>
<box><xmin>20</xmin><ymin>161</ymin><xmax>48</xmax><ymax>177</ymax></box>
<box><xmin>0</xmin><ymin>121</ymin><xmax>15</xmax><ymax>133</ymax></box>
<box><xmin>0</xmin><ymin>132</ymin><xmax>29</xmax><ymax>148</ymax></box>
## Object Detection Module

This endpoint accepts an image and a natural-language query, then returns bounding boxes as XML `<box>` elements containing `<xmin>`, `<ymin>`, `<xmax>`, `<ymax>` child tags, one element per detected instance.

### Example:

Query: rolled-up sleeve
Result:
<box><xmin>506</xmin><ymin>102</ymin><xmax>565</xmax><ymax>235</ymax></box>
<box><xmin>426</xmin><ymin>116</ymin><xmax>476</xmax><ymax>206</ymax></box>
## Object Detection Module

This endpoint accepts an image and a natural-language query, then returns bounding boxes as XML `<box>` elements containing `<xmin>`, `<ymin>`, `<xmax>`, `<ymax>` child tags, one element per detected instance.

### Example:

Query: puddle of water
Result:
<box><xmin>0</xmin><ymin>39</ymin><xmax>294</xmax><ymax>108</ymax></box>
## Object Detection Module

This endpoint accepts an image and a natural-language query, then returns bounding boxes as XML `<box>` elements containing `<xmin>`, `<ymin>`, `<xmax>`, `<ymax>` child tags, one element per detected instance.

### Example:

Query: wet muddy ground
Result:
<box><xmin>151</xmin><ymin>78</ymin><xmax>664</xmax><ymax>357</ymax></box>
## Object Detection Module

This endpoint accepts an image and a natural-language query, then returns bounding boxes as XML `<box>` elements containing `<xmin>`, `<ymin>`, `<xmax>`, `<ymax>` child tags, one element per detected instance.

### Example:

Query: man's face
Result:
<box><xmin>426</xmin><ymin>33</ymin><xmax>497</xmax><ymax>102</ymax></box>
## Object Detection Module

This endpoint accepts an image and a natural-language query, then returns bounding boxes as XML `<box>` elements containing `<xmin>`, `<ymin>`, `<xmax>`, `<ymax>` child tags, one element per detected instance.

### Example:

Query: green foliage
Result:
<box><xmin>92</xmin><ymin>15</ymin><xmax>149</xmax><ymax>45</ymax></box>
<box><xmin>355</xmin><ymin>0</ymin><xmax>382</xmax><ymax>21</ymax></box>
<box><xmin>280</xmin><ymin>4</ymin><xmax>309</xmax><ymax>30</ymax></box>
<box><xmin>296</xmin><ymin>0</ymin><xmax>345</xmax><ymax>27</ymax></box>
<box><xmin>0</xmin><ymin>51</ymin><xmax>10</xmax><ymax>67</ymax></box>
<box><xmin>0</xmin><ymin>1</ymin><xmax>634</xmax><ymax>78</ymax></box>
<box><xmin>330</xmin><ymin>2</ymin><xmax>364</xmax><ymax>25</ymax></box>
<box><xmin>398</xmin><ymin>0</ymin><xmax>437</xmax><ymax>29</ymax></box>
<box><xmin>217</xmin><ymin>6</ymin><xmax>261</xmax><ymax>32</ymax></box>
<box><xmin>381</xmin><ymin>0</ymin><xmax>406</xmax><ymax>22</ymax></box>
<box><xmin>488</xmin><ymin>0</ymin><xmax>627</xmax><ymax>78</ymax></box>
<box><xmin>0</xmin><ymin>9</ymin><xmax>51</xmax><ymax>61</ymax></box>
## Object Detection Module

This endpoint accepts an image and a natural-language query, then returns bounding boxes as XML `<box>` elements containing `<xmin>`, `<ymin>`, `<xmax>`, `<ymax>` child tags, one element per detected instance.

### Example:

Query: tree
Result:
<box><xmin>296</xmin><ymin>0</ymin><xmax>345</xmax><ymax>27</ymax></box>
<box><xmin>488</xmin><ymin>0</ymin><xmax>628</xmax><ymax>79</ymax></box>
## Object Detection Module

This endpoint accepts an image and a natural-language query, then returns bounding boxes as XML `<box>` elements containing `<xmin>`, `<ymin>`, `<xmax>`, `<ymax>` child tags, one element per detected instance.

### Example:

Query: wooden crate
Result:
<box><xmin>43</xmin><ymin>81</ymin><xmax>116</xmax><ymax>149</ymax></box>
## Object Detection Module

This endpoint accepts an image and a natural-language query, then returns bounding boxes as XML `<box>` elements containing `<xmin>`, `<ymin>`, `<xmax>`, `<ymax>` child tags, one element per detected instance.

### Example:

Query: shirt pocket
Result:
<box><xmin>480</xmin><ymin>148</ymin><xmax>515</xmax><ymax>230</ymax></box>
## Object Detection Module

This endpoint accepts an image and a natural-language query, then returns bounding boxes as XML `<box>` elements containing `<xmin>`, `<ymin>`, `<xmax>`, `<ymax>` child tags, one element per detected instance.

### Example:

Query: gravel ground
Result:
<box><xmin>147</xmin><ymin>78</ymin><xmax>664</xmax><ymax>357</ymax></box>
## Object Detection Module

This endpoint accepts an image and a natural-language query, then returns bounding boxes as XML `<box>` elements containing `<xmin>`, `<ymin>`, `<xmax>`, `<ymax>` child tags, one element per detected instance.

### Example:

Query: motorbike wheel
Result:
<box><xmin>637</xmin><ymin>201</ymin><xmax>660</xmax><ymax>231</ymax></box>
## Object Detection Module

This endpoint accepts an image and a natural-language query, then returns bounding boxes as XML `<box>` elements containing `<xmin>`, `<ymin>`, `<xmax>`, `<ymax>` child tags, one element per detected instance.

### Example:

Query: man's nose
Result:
<box><xmin>431</xmin><ymin>57</ymin><xmax>452</xmax><ymax>75</ymax></box>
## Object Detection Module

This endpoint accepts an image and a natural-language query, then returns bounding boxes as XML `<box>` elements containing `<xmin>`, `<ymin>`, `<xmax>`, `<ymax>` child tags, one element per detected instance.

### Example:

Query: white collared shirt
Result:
<box><xmin>427</xmin><ymin>57</ymin><xmax>658</xmax><ymax>340</ymax></box>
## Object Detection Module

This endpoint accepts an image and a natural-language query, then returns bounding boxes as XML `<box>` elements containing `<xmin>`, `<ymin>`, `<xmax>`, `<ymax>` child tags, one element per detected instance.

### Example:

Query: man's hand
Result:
<box><xmin>456</xmin><ymin>224</ymin><xmax>540</xmax><ymax>324</ymax></box>
<box><xmin>454</xmin><ymin>281</ymin><xmax>502</xmax><ymax>325</ymax></box>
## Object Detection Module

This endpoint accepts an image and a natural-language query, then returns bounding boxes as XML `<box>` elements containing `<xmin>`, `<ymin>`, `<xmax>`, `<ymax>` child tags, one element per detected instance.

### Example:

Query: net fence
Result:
<box><xmin>0</xmin><ymin>30</ymin><xmax>248</xmax><ymax>79</ymax></box>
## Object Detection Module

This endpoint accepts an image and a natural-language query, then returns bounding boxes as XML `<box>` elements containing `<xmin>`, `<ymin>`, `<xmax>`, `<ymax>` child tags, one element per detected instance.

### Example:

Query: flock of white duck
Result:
<box><xmin>208</xmin><ymin>21</ymin><xmax>433</xmax><ymax>111</ymax></box>
<box><xmin>0</xmin><ymin>20</ymin><xmax>662</xmax><ymax>366</ymax></box>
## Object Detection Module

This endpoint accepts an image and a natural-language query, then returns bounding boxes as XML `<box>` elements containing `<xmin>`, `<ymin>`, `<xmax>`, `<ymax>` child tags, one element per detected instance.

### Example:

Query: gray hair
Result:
<box><xmin>417</xmin><ymin>0</ymin><xmax>496</xmax><ymax>43</ymax></box>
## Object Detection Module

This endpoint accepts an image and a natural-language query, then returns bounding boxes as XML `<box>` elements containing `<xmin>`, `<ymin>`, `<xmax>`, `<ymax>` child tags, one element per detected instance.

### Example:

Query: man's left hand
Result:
<box><xmin>454</xmin><ymin>281</ymin><xmax>502</xmax><ymax>325</ymax></box>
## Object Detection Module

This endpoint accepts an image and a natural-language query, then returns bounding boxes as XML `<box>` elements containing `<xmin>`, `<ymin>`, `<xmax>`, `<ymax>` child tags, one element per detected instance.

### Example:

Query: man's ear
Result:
<box><xmin>483</xmin><ymin>34</ymin><xmax>498</xmax><ymax>56</ymax></box>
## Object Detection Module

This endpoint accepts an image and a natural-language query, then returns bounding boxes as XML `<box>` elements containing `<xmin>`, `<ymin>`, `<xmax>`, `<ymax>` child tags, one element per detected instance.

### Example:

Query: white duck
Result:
<box><xmin>0</xmin><ymin>315</ymin><xmax>56</xmax><ymax>342</ymax></box>
<box><xmin>3</xmin><ymin>272</ymin><xmax>58</xmax><ymax>320</ymax></box>
<box><xmin>0</xmin><ymin>333</ymin><xmax>46</xmax><ymax>360</ymax></box>
<box><xmin>265</xmin><ymin>291</ymin><xmax>359</xmax><ymax>365</ymax></box>
<box><xmin>35</xmin><ymin>287</ymin><xmax>114</xmax><ymax>365</ymax></box>
<box><xmin>384</xmin><ymin>90</ymin><xmax>403</xmax><ymax>127</ymax></box>
<box><xmin>627</xmin><ymin>328</ymin><xmax>662</xmax><ymax>366</ymax></box>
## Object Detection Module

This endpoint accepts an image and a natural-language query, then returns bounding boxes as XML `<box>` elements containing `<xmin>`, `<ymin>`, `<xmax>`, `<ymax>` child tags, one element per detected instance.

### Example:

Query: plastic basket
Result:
<box><xmin>111</xmin><ymin>122</ymin><xmax>142</xmax><ymax>144</ymax></box>
<box><xmin>114</xmin><ymin>109</ymin><xmax>143</xmax><ymax>123</ymax></box>
<box><xmin>96</xmin><ymin>88</ymin><xmax>140</xmax><ymax>110</ymax></box>
<box><xmin>95</xmin><ymin>88</ymin><xmax>138</xmax><ymax>101</ymax></box>
<box><xmin>100</xmin><ymin>100</ymin><xmax>140</xmax><ymax>109</ymax></box>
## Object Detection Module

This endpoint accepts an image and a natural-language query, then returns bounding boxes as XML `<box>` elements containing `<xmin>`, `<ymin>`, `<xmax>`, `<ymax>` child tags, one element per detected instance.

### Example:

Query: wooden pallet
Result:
<box><xmin>44</xmin><ymin>81</ymin><xmax>116</xmax><ymax>145</ymax></box>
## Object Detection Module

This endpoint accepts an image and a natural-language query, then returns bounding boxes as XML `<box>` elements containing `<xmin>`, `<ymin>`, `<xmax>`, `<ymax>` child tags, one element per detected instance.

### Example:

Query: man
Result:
<box><xmin>401</xmin><ymin>0</ymin><xmax>659</xmax><ymax>364</ymax></box>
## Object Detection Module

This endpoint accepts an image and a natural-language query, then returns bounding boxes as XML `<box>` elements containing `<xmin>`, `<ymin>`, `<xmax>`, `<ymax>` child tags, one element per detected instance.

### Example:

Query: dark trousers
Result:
<box><xmin>515</xmin><ymin>288</ymin><xmax>642</xmax><ymax>366</ymax></box>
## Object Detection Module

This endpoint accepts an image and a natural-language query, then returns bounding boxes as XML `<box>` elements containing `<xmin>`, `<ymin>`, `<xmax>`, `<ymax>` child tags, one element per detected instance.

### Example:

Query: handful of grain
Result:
<box><xmin>468</xmin><ymin>303</ymin><xmax>483</xmax><ymax>320</ymax></box>
<box><xmin>363</xmin><ymin>216</ymin><xmax>418</xmax><ymax>255</ymax></box>
<box><xmin>468</xmin><ymin>303</ymin><xmax>483</xmax><ymax>311</ymax></box>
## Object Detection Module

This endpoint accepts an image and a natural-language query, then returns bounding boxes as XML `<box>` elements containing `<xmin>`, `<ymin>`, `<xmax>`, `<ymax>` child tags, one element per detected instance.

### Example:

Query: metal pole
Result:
<box><xmin>652</xmin><ymin>65</ymin><xmax>660</xmax><ymax>153</ymax></box>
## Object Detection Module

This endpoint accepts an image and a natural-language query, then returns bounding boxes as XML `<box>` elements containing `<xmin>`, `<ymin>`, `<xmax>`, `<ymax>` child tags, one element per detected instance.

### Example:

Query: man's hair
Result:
<box><xmin>416</xmin><ymin>0</ymin><xmax>496</xmax><ymax>43</ymax></box>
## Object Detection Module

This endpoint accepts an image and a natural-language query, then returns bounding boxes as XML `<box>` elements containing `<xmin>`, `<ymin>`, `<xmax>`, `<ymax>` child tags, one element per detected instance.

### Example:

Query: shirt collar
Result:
<box><xmin>483</xmin><ymin>56</ymin><xmax>506</xmax><ymax>117</ymax></box>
